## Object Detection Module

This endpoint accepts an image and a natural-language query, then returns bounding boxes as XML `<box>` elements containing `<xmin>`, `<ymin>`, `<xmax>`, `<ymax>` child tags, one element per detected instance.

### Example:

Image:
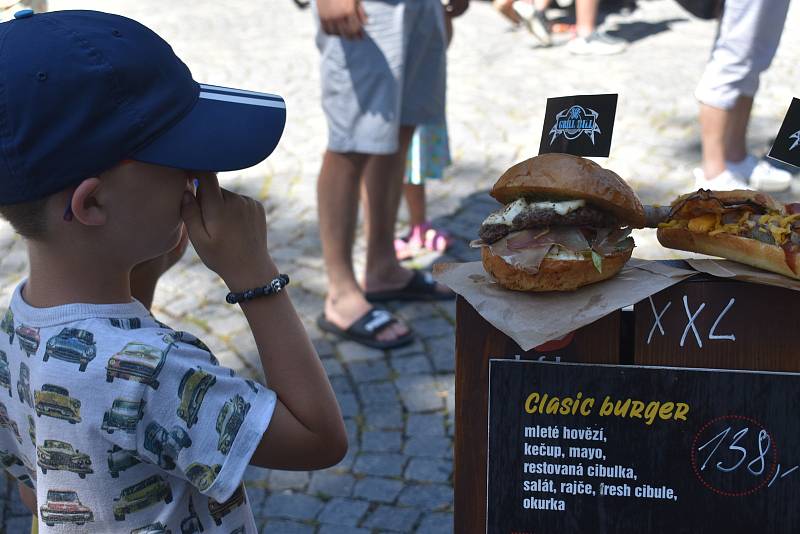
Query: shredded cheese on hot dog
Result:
<box><xmin>661</xmin><ymin>211</ymin><xmax>800</xmax><ymax>245</ymax></box>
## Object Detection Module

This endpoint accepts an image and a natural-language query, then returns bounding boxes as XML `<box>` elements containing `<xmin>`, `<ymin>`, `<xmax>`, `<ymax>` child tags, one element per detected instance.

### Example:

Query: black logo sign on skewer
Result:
<box><xmin>539</xmin><ymin>94</ymin><xmax>618</xmax><ymax>157</ymax></box>
<box><xmin>767</xmin><ymin>97</ymin><xmax>800</xmax><ymax>168</ymax></box>
<box><xmin>486</xmin><ymin>360</ymin><xmax>800</xmax><ymax>534</ymax></box>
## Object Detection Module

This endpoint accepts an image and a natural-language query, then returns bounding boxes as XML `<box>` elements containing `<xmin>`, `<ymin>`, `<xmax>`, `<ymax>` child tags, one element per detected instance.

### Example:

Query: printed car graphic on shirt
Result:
<box><xmin>44</xmin><ymin>328</ymin><xmax>96</xmax><ymax>372</ymax></box>
<box><xmin>37</xmin><ymin>439</ymin><xmax>93</xmax><ymax>478</ymax></box>
<box><xmin>0</xmin><ymin>402</ymin><xmax>22</xmax><ymax>443</ymax></box>
<box><xmin>130</xmin><ymin>522</ymin><xmax>170</xmax><ymax>534</ymax></box>
<box><xmin>34</xmin><ymin>384</ymin><xmax>81</xmax><ymax>424</ymax></box>
<box><xmin>185</xmin><ymin>462</ymin><xmax>221</xmax><ymax>492</ymax></box>
<box><xmin>27</xmin><ymin>415</ymin><xmax>35</xmax><ymax>445</ymax></box>
<box><xmin>1</xmin><ymin>309</ymin><xmax>13</xmax><ymax>344</ymax></box>
<box><xmin>112</xmin><ymin>474</ymin><xmax>173</xmax><ymax>521</ymax></box>
<box><xmin>143</xmin><ymin>422</ymin><xmax>192</xmax><ymax>471</ymax></box>
<box><xmin>0</xmin><ymin>351</ymin><xmax>11</xmax><ymax>397</ymax></box>
<box><xmin>15</xmin><ymin>325</ymin><xmax>40</xmax><ymax>357</ymax></box>
<box><xmin>177</xmin><ymin>367</ymin><xmax>216</xmax><ymax>428</ymax></box>
<box><xmin>108</xmin><ymin>445</ymin><xmax>141</xmax><ymax>478</ymax></box>
<box><xmin>208</xmin><ymin>483</ymin><xmax>246</xmax><ymax>526</ymax></box>
<box><xmin>216</xmin><ymin>394</ymin><xmax>250</xmax><ymax>455</ymax></box>
<box><xmin>229</xmin><ymin>527</ymin><xmax>245</xmax><ymax>534</ymax></box>
<box><xmin>180</xmin><ymin>496</ymin><xmax>203</xmax><ymax>534</ymax></box>
<box><xmin>0</xmin><ymin>449</ymin><xmax>23</xmax><ymax>468</ymax></box>
<box><xmin>17</xmin><ymin>472</ymin><xmax>34</xmax><ymax>489</ymax></box>
<box><xmin>109</xmin><ymin>317</ymin><xmax>142</xmax><ymax>330</ymax></box>
<box><xmin>40</xmin><ymin>488</ymin><xmax>94</xmax><ymax>527</ymax></box>
<box><xmin>107</xmin><ymin>342</ymin><xmax>170</xmax><ymax>390</ymax></box>
<box><xmin>102</xmin><ymin>398</ymin><xmax>146</xmax><ymax>434</ymax></box>
<box><xmin>163</xmin><ymin>331</ymin><xmax>211</xmax><ymax>353</ymax></box>
<box><xmin>17</xmin><ymin>362</ymin><xmax>32</xmax><ymax>408</ymax></box>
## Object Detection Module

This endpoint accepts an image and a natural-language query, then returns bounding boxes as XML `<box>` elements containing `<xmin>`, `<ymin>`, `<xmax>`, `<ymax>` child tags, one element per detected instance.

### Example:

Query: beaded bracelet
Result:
<box><xmin>225</xmin><ymin>274</ymin><xmax>290</xmax><ymax>304</ymax></box>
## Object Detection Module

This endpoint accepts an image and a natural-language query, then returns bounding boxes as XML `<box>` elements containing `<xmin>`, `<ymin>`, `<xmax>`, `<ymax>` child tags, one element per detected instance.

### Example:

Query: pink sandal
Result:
<box><xmin>395</xmin><ymin>222</ymin><xmax>453</xmax><ymax>260</ymax></box>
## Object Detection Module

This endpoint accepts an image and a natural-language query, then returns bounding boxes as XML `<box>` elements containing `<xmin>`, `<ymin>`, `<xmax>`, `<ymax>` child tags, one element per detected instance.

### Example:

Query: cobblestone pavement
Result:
<box><xmin>1</xmin><ymin>1</ymin><xmax>799</xmax><ymax>532</ymax></box>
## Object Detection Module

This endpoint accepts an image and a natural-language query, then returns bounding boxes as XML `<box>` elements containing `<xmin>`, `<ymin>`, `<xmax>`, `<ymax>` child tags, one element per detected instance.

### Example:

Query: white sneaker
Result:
<box><xmin>566</xmin><ymin>31</ymin><xmax>627</xmax><ymax>55</ymax></box>
<box><xmin>512</xmin><ymin>1</ymin><xmax>552</xmax><ymax>45</ymax></box>
<box><xmin>511</xmin><ymin>0</ymin><xmax>534</xmax><ymax>19</ymax></box>
<box><xmin>727</xmin><ymin>155</ymin><xmax>792</xmax><ymax>193</ymax></box>
<box><xmin>529</xmin><ymin>8</ymin><xmax>552</xmax><ymax>46</ymax></box>
<box><xmin>693</xmin><ymin>168</ymin><xmax>752</xmax><ymax>191</ymax></box>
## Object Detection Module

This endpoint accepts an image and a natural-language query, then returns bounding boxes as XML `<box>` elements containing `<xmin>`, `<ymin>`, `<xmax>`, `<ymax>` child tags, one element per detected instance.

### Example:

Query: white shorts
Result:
<box><xmin>695</xmin><ymin>0</ymin><xmax>790</xmax><ymax>110</ymax></box>
<box><xmin>314</xmin><ymin>0</ymin><xmax>447</xmax><ymax>154</ymax></box>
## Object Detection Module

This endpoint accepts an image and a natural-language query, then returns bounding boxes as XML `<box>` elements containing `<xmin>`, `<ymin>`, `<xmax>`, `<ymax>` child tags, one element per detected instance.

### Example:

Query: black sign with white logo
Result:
<box><xmin>487</xmin><ymin>360</ymin><xmax>800</xmax><ymax>533</ymax></box>
<box><xmin>538</xmin><ymin>94</ymin><xmax>617</xmax><ymax>157</ymax></box>
<box><xmin>767</xmin><ymin>97</ymin><xmax>800</xmax><ymax>168</ymax></box>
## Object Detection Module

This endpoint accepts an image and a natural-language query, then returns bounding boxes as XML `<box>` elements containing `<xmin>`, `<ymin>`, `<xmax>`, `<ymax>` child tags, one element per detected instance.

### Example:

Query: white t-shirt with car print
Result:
<box><xmin>0</xmin><ymin>282</ymin><xmax>276</xmax><ymax>533</ymax></box>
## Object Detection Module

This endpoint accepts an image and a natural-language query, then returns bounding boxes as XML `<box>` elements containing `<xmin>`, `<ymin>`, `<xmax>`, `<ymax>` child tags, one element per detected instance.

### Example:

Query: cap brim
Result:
<box><xmin>131</xmin><ymin>84</ymin><xmax>286</xmax><ymax>172</ymax></box>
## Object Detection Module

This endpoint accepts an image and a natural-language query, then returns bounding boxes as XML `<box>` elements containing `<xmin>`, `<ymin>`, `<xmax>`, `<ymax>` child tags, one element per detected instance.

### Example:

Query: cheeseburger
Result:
<box><xmin>475</xmin><ymin>153</ymin><xmax>646</xmax><ymax>291</ymax></box>
<box><xmin>658</xmin><ymin>189</ymin><xmax>800</xmax><ymax>279</ymax></box>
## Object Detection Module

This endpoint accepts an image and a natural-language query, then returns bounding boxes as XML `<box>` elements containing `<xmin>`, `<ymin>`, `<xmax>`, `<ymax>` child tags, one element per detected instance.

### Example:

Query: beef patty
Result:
<box><xmin>479</xmin><ymin>205</ymin><xmax>618</xmax><ymax>244</ymax></box>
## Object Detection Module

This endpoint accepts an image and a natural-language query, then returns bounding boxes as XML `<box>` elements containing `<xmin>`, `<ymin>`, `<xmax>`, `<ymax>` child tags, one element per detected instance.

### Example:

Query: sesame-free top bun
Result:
<box><xmin>480</xmin><ymin>245</ymin><xmax>634</xmax><ymax>292</ymax></box>
<box><xmin>490</xmin><ymin>153</ymin><xmax>647</xmax><ymax>228</ymax></box>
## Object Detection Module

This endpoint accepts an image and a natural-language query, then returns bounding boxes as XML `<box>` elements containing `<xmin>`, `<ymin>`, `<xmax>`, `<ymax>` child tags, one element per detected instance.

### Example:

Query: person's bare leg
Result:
<box><xmin>533</xmin><ymin>0</ymin><xmax>550</xmax><ymax>10</ymax></box>
<box><xmin>724</xmin><ymin>95</ymin><xmax>753</xmax><ymax>164</ymax></box>
<box><xmin>699</xmin><ymin>102</ymin><xmax>730</xmax><ymax>179</ymax></box>
<box><xmin>318</xmin><ymin>150</ymin><xmax>406</xmax><ymax>342</ymax></box>
<box><xmin>494</xmin><ymin>0</ymin><xmax>521</xmax><ymax>24</ymax></box>
<box><xmin>361</xmin><ymin>126</ymin><xmax>452</xmax><ymax>297</ymax></box>
<box><xmin>403</xmin><ymin>184</ymin><xmax>427</xmax><ymax>227</ymax></box>
<box><xmin>361</xmin><ymin>126</ymin><xmax>415</xmax><ymax>292</ymax></box>
<box><xmin>575</xmin><ymin>0</ymin><xmax>598</xmax><ymax>36</ymax></box>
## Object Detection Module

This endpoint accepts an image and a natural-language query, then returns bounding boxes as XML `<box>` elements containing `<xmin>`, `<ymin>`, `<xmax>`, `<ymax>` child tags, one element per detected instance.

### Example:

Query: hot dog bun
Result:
<box><xmin>657</xmin><ymin>227</ymin><xmax>800</xmax><ymax>279</ymax></box>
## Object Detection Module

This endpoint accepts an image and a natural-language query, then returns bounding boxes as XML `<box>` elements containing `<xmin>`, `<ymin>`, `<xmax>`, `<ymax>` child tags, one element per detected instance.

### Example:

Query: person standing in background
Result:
<box><xmin>313</xmin><ymin>0</ymin><xmax>463</xmax><ymax>349</ymax></box>
<box><xmin>693</xmin><ymin>0</ymin><xmax>793</xmax><ymax>192</ymax></box>
<box><xmin>495</xmin><ymin>0</ymin><xmax>627</xmax><ymax>55</ymax></box>
<box><xmin>395</xmin><ymin>13</ymin><xmax>455</xmax><ymax>261</ymax></box>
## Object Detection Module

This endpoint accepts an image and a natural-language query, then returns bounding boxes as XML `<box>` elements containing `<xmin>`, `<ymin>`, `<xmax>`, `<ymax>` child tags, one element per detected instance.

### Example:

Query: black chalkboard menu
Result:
<box><xmin>487</xmin><ymin>360</ymin><xmax>800</xmax><ymax>533</ymax></box>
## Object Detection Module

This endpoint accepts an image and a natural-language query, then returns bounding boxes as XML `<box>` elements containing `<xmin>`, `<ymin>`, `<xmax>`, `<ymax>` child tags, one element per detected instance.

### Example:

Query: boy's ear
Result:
<box><xmin>70</xmin><ymin>177</ymin><xmax>107</xmax><ymax>226</ymax></box>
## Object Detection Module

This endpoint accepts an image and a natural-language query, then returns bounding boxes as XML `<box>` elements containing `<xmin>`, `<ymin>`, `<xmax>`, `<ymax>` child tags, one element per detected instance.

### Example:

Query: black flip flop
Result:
<box><xmin>316</xmin><ymin>307</ymin><xmax>415</xmax><ymax>350</ymax></box>
<box><xmin>365</xmin><ymin>270</ymin><xmax>456</xmax><ymax>303</ymax></box>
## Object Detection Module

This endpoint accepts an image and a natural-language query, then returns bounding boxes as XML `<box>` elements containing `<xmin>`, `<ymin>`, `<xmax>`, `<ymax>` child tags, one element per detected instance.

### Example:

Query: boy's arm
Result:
<box><xmin>180</xmin><ymin>175</ymin><xmax>347</xmax><ymax>470</ymax></box>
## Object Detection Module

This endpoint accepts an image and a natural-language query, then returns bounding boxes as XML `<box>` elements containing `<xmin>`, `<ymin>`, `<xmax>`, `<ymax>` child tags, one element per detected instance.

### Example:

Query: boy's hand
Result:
<box><xmin>317</xmin><ymin>0</ymin><xmax>368</xmax><ymax>39</ymax></box>
<box><xmin>180</xmin><ymin>173</ymin><xmax>274</xmax><ymax>290</ymax></box>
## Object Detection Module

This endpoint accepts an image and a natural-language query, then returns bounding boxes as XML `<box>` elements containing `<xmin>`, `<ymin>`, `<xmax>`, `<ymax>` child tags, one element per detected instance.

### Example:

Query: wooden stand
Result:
<box><xmin>453</xmin><ymin>296</ymin><xmax>621</xmax><ymax>534</ymax></box>
<box><xmin>454</xmin><ymin>272</ymin><xmax>800</xmax><ymax>533</ymax></box>
<box><xmin>634</xmin><ymin>274</ymin><xmax>800</xmax><ymax>371</ymax></box>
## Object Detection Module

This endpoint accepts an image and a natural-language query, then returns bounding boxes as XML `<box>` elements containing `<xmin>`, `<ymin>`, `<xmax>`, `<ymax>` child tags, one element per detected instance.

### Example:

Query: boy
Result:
<box><xmin>0</xmin><ymin>9</ymin><xmax>347</xmax><ymax>533</ymax></box>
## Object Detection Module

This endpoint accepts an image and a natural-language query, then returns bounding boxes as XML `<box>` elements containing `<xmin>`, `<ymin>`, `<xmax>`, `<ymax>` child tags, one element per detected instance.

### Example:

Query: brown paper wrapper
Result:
<box><xmin>686</xmin><ymin>258</ymin><xmax>800</xmax><ymax>292</ymax></box>
<box><xmin>432</xmin><ymin>258</ymin><xmax>696</xmax><ymax>351</ymax></box>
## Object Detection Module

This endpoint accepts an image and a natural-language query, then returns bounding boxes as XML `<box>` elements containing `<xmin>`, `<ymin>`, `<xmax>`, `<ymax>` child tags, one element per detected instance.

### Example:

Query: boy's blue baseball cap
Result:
<box><xmin>0</xmin><ymin>9</ymin><xmax>286</xmax><ymax>205</ymax></box>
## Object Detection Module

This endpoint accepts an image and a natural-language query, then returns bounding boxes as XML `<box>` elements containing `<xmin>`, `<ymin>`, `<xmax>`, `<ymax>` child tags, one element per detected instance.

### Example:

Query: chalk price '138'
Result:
<box><xmin>691</xmin><ymin>415</ymin><xmax>778</xmax><ymax>496</ymax></box>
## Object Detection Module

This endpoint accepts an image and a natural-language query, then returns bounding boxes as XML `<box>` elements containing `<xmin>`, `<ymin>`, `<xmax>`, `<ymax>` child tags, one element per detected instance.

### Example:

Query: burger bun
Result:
<box><xmin>481</xmin><ymin>245</ymin><xmax>634</xmax><ymax>292</ymax></box>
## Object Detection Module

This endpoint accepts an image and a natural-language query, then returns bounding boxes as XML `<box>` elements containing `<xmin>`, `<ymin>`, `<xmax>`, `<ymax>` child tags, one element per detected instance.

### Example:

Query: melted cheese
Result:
<box><xmin>688</xmin><ymin>214</ymin><xmax>718</xmax><ymax>233</ymax></box>
<box><xmin>482</xmin><ymin>199</ymin><xmax>586</xmax><ymax>226</ymax></box>
<box><xmin>667</xmin><ymin>211</ymin><xmax>800</xmax><ymax>245</ymax></box>
<box><xmin>545</xmin><ymin>247</ymin><xmax>586</xmax><ymax>260</ymax></box>
<box><xmin>658</xmin><ymin>219</ymin><xmax>686</xmax><ymax>229</ymax></box>
<box><xmin>483</xmin><ymin>198</ymin><xmax>528</xmax><ymax>226</ymax></box>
